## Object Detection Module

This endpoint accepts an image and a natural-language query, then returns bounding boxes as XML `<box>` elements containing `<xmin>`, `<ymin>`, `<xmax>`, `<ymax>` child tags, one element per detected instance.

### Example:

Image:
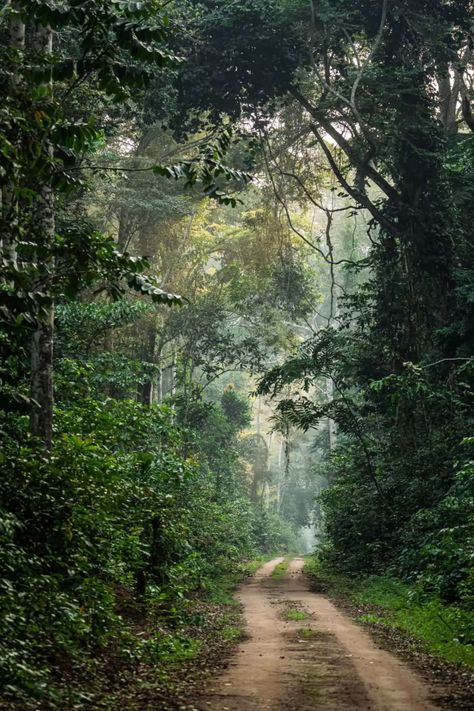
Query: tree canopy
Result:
<box><xmin>1</xmin><ymin>0</ymin><xmax>473</xmax><ymax>705</ymax></box>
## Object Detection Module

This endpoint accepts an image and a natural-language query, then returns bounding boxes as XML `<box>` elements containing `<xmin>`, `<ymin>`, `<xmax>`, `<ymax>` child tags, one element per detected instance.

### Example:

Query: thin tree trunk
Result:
<box><xmin>30</xmin><ymin>24</ymin><xmax>55</xmax><ymax>449</ymax></box>
<box><xmin>30</xmin><ymin>303</ymin><xmax>54</xmax><ymax>448</ymax></box>
<box><xmin>170</xmin><ymin>351</ymin><xmax>176</xmax><ymax>397</ymax></box>
<box><xmin>256</xmin><ymin>395</ymin><xmax>261</xmax><ymax>435</ymax></box>
<box><xmin>116</xmin><ymin>206</ymin><xmax>132</xmax><ymax>251</ymax></box>
<box><xmin>157</xmin><ymin>366</ymin><xmax>163</xmax><ymax>402</ymax></box>
<box><xmin>116</xmin><ymin>128</ymin><xmax>153</xmax><ymax>251</ymax></box>
<box><xmin>437</xmin><ymin>66</ymin><xmax>461</xmax><ymax>134</ymax></box>
<box><xmin>30</xmin><ymin>176</ymin><xmax>55</xmax><ymax>447</ymax></box>
<box><xmin>140</xmin><ymin>327</ymin><xmax>156</xmax><ymax>406</ymax></box>
<box><xmin>327</xmin><ymin>378</ymin><xmax>336</xmax><ymax>451</ymax></box>
<box><xmin>278</xmin><ymin>436</ymin><xmax>283</xmax><ymax>468</ymax></box>
<box><xmin>250</xmin><ymin>471</ymin><xmax>259</xmax><ymax>503</ymax></box>
<box><xmin>1</xmin><ymin>2</ymin><xmax>24</xmax><ymax>268</ymax></box>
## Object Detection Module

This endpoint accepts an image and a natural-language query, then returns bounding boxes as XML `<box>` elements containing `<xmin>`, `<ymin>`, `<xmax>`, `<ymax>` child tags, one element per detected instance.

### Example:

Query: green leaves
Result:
<box><xmin>126</xmin><ymin>272</ymin><xmax>184</xmax><ymax>306</ymax></box>
<box><xmin>153</xmin><ymin>128</ymin><xmax>251</xmax><ymax>206</ymax></box>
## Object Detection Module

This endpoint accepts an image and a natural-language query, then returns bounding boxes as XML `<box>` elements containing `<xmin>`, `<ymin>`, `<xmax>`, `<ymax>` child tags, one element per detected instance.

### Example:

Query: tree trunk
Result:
<box><xmin>135</xmin><ymin>569</ymin><xmax>147</xmax><ymax>598</ymax></box>
<box><xmin>116</xmin><ymin>128</ymin><xmax>153</xmax><ymax>251</ymax></box>
<box><xmin>30</xmin><ymin>304</ymin><xmax>54</xmax><ymax>449</ymax></box>
<box><xmin>30</xmin><ymin>169</ymin><xmax>55</xmax><ymax>447</ymax></box>
<box><xmin>437</xmin><ymin>66</ymin><xmax>461</xmax><ymax>134</ymax></box>
<box><xmin>157</xmin><ymin>366</ymin><xmax>163</xmax><ymax>402</ymax></box>
<box><xmin>140</xmin><ymin>326</ymin><xmax>156</xmax><ymax>406</ymax></box>
<box><xmin>1</xmin><ymin>2</ymin><xmax>24</xmax><ymax>269</ymax></box>
<box><xmin>250</xmin><ymin>471</ymin><xmax>259</xmax><ymax>502</ymax></box>
<box><xmin>30</xmin><ymin>24</ymin><xmax>55</xmax><ymax>449</ymax></box>
<box><xmin>170</xmin><ymin>351</ymin><xmax>176</xmax><ymax>396</ymax></box>
<box><xmin>326</xmin><ymin>378</ymin><xmax>336</xmax><ymax>451</ymax></box>
<box><xmin>116</xmin><ymin>205</ymin><xmax>133</xmax><ymax>251</ymax></box>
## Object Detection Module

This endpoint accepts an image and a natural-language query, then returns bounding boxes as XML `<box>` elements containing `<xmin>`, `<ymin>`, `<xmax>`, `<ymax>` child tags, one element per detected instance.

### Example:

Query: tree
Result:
<box><xmin>0</xmin><ymin>0</ymin><xmax>186</xmax><ymax>446</ymax></box>
<box><xmin>176</xmin><ymin>0</ymin><xmax>474</xmax><ymax>593</ymax></box>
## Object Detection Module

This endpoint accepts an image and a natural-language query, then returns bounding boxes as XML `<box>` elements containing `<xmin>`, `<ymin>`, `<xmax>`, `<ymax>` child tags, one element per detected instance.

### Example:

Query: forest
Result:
<box><xmin>0</xmin><ymin>0</ymin><xmax>473</xmax><ymax>709</ymax></box>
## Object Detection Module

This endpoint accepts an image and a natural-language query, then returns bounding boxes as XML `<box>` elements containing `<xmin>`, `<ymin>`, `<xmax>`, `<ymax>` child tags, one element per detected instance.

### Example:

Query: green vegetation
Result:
<box><xmin>284</xmin><ymin>609</ymin><xmax>309</xmax><ymax>622</ymax></box>
<box><xmin>233</xmin><ymin>0</ymin><xmax>474</xmax><ymax>617</ymax></box>
<box><xmin>297</xmin><ymin>628</ymin><xmax>318</xmax><ymax>640</ymax></box>
<box><xmin>137</xmin><ymin>634</ymin><xmax>202</xmax><ymax>665</ymax></box>
<box><xmin>207</xmin><ymin>558</ymin><xmax>274</xmax><ymax>606</ymax></box>
<box><xmin>272</xmin><ymin>560</ymin><xmax>291</xmax><ymax>579</ymax></box>
<box><xmin>305</xmin><ymin>559</ymin><xmax>474</xmax><ymax>668</ymax></box>
<box><xmin>221</xmin><ymin>626</ymin><xmax>244</xmax><ymax>643</ymax></box>
<box><xmin>242</xmin><ymin>557</ymin><xmax>275</xmax><ymax>576</ymax></box>
<box><xmin>1</xmin><ymin>0</ymin><xmax>473</xmax><ymax>706</ymax></box>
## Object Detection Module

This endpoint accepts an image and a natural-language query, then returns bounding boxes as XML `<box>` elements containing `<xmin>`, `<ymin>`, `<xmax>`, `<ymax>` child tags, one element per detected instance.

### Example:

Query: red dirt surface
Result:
<box><xmin>197</xmin><ymin>557</ymin><xmax>440</xmax><ymax>710</ymax></box>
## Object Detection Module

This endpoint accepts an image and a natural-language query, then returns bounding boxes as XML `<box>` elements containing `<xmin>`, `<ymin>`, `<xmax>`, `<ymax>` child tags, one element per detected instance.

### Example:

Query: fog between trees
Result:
<box><xmin>0</xmin><ymin>0</ymin><xmax>473</xmax><ymax>704</ymax></box>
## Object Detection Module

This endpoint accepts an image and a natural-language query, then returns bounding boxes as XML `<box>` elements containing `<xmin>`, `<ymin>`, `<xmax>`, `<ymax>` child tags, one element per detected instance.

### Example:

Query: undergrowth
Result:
<box><xmin>1</xmin><ymin>557</ymin><xmax>270</xmax><ymax>709</ymax></box>
<box><xmin>304</xmin><ymin>557</ymin><xmax>474</xmax><ymax>667</ymax></box>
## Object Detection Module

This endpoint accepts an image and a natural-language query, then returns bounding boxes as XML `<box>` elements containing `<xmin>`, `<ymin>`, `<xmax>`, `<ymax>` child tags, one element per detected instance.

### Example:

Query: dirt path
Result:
<box><xmin>197</xmin><ymin>557</ymin><xmax>440</xmax><ymax>710</ymax></box>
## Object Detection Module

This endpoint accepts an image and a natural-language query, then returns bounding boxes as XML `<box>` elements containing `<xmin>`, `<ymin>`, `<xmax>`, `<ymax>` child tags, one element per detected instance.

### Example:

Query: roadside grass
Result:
<box><xmin>207</xmin><ymin>580</ymin><xmax>240</xmax><ymax>607</ymax></box>
<box><xmin>241</xmin><ymin>555</ymin><xmax>276</xmax><ymax>576</ymax></box>
<box><xmin>221</xmin><ymin>625</ymin><xmax>243</xmax><ymax>642</ymax></box>
<box><xmin>304</xmin><ymin>557</ymin><xmax>474</xmax><ymax>668</ymax></box>
<box><xmin>137</xmin><ymin>633</ymin><xmax>202</xmax><ymax>664</ymax></box>
<box><xmin>207</xmin><ymin>556</ymin><xmax>275</xmax><ymax>605</ymax></box>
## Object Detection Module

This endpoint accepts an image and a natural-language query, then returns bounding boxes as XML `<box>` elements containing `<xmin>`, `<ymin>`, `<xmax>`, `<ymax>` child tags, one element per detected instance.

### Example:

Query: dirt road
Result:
<box><xmin>197</xmin><ymin>557</ymin><xmax>439</xmax><ymax>710</ymax></box>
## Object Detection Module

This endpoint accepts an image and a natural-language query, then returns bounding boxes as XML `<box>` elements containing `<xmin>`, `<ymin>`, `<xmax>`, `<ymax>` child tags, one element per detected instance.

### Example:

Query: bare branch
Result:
<box><xmin>350</xmin><ymin>0</ymin><xmax>389</xmax><ymax>111</ymax></box>
<box><xmin>310</xmin><ymin>124</ymin><xmax>400</xmax><ymax>238</ymax></box>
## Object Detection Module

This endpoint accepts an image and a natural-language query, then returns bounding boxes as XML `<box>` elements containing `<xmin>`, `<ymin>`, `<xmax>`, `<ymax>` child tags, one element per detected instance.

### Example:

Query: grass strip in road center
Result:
<box><xmin>272</xmin><ymin>558</ymin><xmax>292</xmax><ymax>579</ymax></box>
<box><xmin>283</xmin><ymin>608</ymin><xmax>309</xmax><ymax>622</ymax></box>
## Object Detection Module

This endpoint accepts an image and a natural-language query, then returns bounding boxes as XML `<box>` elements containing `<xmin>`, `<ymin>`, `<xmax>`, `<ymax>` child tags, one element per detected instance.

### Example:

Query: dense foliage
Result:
<box><xmin>241</xmin><ymin>0</ymin><xmax>474</xmax><ymax>603</ymax></box>
<box><xmin>1</xmin><ymin>0</ymin><xmax>473</xmax><ymax>705</ymax></box>
<box><xmin>1</xmin><ymin>295</ymin><xmax>299</xmax><ymax>701</ymax></box>
<box><xmin>0</xmin><ymin>1</ymin><xmax>299</xmax><ymax>703</ymax></box>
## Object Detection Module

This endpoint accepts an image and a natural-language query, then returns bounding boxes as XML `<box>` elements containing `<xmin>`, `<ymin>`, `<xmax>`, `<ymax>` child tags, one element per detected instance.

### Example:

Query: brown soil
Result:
<box><xmin>196</xmin><ymin>557</ymin><xmax>441</xmax><ymax>710</ymax></box>
<box><xmin>315</xmin><ymin>579</ymin><xmax>474</xmax><ymax>710</ymax></box>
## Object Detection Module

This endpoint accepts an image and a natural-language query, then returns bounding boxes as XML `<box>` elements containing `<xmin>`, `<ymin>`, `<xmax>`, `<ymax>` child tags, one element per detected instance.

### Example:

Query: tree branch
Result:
<box><xmin>290</xmin><ymin>86</ymin><xmax>400</xmax><ymax>205</ymax></box>
<box><xmin>310</xmin><ymin>124</ymin><xmax>400</xmax><ymax>238</ymax></box>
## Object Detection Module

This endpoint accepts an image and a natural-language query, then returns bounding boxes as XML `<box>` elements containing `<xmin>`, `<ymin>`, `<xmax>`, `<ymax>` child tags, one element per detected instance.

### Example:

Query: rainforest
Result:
<box><xmin>0</xmin><ymin>1</ymin><xmax>473</xmax><ymax>709</ymax></box>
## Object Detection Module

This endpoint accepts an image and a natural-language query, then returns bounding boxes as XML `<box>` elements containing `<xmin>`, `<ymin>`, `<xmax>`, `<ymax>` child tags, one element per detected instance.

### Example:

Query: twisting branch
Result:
<box><xmin>324</xmin><ymin>209</ymin><xmax>336</xmax><ymax>319</ymax></box>
<box><xmin>350</xmin><ymin>0</ymin><xmax>389</xmax><ymax>111</ymax></box>
<box><xmin>310</xmin><ymin>124</ymin><xmax>400</xmax><ymax>238</ymax></box>
<box><xmin>421</xmin><ymin>357</ymin><xmax>473</xmax><ymax>369</ymax></box>
<box><xmin>259</xmin><ymin>134</ymin><xmax>330</xmax><ymax>261</ymax></box>
<box><xmin>276</xmin><ymin>168</ymin><xmax>354</xmax><ymax>215</ymax></box>
<box><xmin>290</xmin><ymin>86</ymin><xmax>400</xmax><ymax>205</ymax></box>
<box><xmin>260</xmin><ymin>128</ymin><xmax>370</xmax><ymax>267</ymax></box>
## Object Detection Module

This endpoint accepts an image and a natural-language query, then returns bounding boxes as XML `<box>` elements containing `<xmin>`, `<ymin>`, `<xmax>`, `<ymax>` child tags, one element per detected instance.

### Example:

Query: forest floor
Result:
<box><xmin>193</xmin><ymin>557</ymin><xmax>473</xmax><ymax>710</ymax></box>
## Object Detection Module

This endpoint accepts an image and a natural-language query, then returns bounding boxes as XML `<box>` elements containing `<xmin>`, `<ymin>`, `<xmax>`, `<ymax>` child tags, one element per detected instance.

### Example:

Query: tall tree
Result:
<box><xmin>0</xmin><ymin>1</ymin><xmax>184</xmax><ymax>445</ymax></box>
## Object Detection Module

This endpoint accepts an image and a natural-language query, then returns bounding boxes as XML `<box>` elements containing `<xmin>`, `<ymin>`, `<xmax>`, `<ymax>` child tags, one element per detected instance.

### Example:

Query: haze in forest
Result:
<box><xmin>0</xmin><ymin>0</ymin><xmax>473</xmax><ymax>708</ymax></box>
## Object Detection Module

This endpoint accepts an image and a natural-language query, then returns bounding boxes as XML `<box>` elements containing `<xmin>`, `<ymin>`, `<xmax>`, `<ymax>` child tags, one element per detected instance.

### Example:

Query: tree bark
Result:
<box><xmin>437</xmin><ymin>66</ymin><xmax>461</xmax><ymax>134</ymax></box>
<box><xmin>139</xmin><ymin>326</ymin><xmax>157</xmax><ymax>406</ymax></box>
<box><xmin>30</xmin><ymin>302</ymin><xmax>54</xmax><ymax>449</ymax></box>
<box><xmin>30</xmin><ymin>24</ymin><xmax>55</xmax><ymax>449</ymax></box>
<box><xmin>30</xmin><ymin>170</ymin><xmax>55</xmax><ymax>448</ymax></box>
<box><xmin>327</xmin><ymin>378</ymin><xmax>336</xmax><ymax>452</ymax></box>
<box><xmin>1</xmin><ymin>2</ymin><xmax>24</xmax><ymax>269</ymax></box>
